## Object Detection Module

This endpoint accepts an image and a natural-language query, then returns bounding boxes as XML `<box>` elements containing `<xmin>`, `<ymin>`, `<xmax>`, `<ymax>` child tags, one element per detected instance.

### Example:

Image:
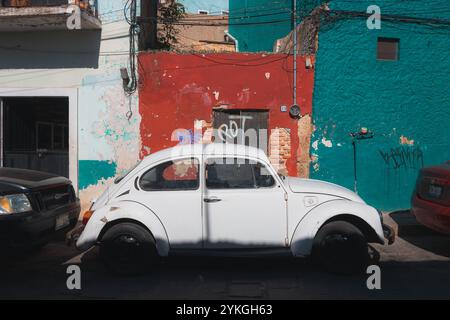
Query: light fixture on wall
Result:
<box><xmin>120</xmin><ymin>67</ymin><xmax>130</xmax><ymax>91</ymax></box>
<box><xmin>289</xmin><ymin>104</ymin><xmax>301</xmax><ymax>119</ymax></box>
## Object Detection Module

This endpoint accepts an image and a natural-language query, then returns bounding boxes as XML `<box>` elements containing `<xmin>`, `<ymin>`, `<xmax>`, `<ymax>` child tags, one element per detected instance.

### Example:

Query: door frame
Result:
<box><xmin>212</xmin><ymin>109</ymin><xmax>269</xmax><ymax>154</ymax></box>
<box><xmin>133</xmin><ymin>155</ymin><xmax>204</xmax><ymax>248</ymax></box>
<box><xmin>202</xmin><ymin>155</ymin><xmax>289</xmax><ymax>248</ymax></box>
<box><xmin>0</xmin><ymin>88</ymin><xmax>78</xmax><ymax>193</ymax></box>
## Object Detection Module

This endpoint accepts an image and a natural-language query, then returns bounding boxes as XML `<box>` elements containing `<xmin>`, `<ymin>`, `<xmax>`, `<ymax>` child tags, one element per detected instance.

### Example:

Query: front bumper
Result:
<box><xmin>383</xmin><ymin>223</ymin><xmax>395</xmax><ymax>245</ymax></box>
<box><xmin>0</xmin><ymin>201</ymin><xmax>80</xmax><ymax>247</ymax></box>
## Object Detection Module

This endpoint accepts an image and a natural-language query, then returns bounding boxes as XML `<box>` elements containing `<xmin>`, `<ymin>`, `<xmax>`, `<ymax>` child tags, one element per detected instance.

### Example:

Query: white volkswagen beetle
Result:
<box><xmin>76</xmin><ymin>144</ymin><xmax>394</xmax><ymax>274</ymax></box>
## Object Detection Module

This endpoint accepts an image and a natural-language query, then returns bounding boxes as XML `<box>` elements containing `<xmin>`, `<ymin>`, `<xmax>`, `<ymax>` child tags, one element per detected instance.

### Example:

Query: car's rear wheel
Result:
<box><xmin>312</xmin><ymin>221</ymin><xmax>369</xmax><ymax>275</ymax></box>
<box><xmin>99</xmin><ymin>222</ymin><xmax>158</xmax><ymax>276</ymax></box>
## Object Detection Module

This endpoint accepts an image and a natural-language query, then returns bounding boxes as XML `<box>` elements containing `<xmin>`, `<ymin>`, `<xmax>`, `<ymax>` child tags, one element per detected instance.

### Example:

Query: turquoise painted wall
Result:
<box><xmin>311</xmin><ymin>0</ymin><xmax>450</xmax><ymax>210</ymax></box>
<box><xmin>79</xmin><ymin>160</ymin><xmax>117</xmax><ymax>190</ymax></box>
<box><xmin>228</xmin><ymin>0</ymin><xmax>322</xmax><ymax>52</ymax></box>
<box><xmin>77</xmin><ymin>0</ymin><xmax>141</xmax><ymax>199</ymax></box>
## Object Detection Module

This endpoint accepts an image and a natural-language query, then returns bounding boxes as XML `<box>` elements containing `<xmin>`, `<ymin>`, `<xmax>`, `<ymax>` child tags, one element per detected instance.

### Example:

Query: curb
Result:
<box><xmin>383</xmin><ymin>211</ymin><xmax>439</xmax><ymax>238</ymax></box>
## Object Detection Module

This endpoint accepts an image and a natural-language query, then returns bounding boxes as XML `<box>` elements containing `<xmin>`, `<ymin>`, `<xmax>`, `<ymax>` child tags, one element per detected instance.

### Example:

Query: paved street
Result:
<box><xmin>1</xmin><ymin>211</ymin><xmax>450</xmax><ymax>300</ymax></box>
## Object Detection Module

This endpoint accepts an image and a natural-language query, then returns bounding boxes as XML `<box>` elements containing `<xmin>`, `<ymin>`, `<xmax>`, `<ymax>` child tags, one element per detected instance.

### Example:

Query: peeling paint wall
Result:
<box><xmin>0</xmin><ymin>0</ymin><xmax>141</xmax><ymax>213</ymax></box>
<box><xmin>228</xmin><ymin>0</ymin><xmax>323</xmax><ymax>52</ymax></box>
<box><xmin>78</xmin><ymin>0</ymin><xmax>141</xmax><ymax>211</ymax></box>
<box><xmin>311</xmin><ymin>0</ymin><xmax>450</xmax><ymax>210</ymax></box>
<box><xmin>138</xmin><ymin>52</ymin><xmax>315</xmax><ymax>177</ymax></box>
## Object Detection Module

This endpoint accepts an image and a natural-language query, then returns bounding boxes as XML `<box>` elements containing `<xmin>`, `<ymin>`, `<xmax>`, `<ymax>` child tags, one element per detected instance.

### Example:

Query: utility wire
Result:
<box><xmin>123</xmin><ymin>0</ymin><xmax>138</xmax><ymax>97</ymax></box>
<box><xmin>140</xmin><ymin>16</ymin><xmax>293</xmax><ymax>26</ymax></box>
<box><xmin>328</xmin><ymin>9</ymin><xmax>450</xmax><ymax>26</ymax></box>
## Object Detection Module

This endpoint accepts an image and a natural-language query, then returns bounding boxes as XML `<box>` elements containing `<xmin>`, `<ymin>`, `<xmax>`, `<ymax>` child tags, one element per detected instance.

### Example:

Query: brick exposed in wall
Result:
<box><xmin>269</xmin><ymin>127</ymin><xmax>291</xmax><ymax>175</ymax></box>
<box><xmin>297</xmin><ymin>114</ymin><xmax>313</xmax><ymax>178</ymax></box>
<box><xmin>138</xmin><ymin>52</ymin><xmax>315</xmax><ymax>177</ymax></box>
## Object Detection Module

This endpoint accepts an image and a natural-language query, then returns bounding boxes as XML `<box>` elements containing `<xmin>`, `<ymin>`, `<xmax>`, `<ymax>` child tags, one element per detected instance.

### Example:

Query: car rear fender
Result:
<box><xmin>76</xmin><ymin>200</ymin><xmax>170</xmax><ymax>256</ymax></box>
<box><xmin>290</xmin><ymin>199</ymin><xmax>384</xmax><ymax>257</ymax></box>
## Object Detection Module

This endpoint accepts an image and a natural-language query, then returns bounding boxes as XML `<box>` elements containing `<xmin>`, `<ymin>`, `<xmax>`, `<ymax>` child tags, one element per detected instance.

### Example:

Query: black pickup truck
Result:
<box><xmin>0</xmin><ymin>168</ymin><xmax>80</xmax><ymax>248</ymax></box>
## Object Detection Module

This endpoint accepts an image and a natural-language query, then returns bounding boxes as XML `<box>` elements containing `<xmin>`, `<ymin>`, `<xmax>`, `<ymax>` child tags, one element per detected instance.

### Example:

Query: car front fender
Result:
<box><xmin>76</xmin><ymin>200</ymin><xmax>170</xmax><ymax>256</ymax></box>
<box><xmin>290</xmin><ymin>199</ymin><xmax>384</xmax><ymax>257</ymax></box>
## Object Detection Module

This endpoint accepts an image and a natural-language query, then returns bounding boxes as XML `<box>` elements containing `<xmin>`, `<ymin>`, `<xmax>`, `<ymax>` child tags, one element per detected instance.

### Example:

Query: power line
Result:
<box><xmin>0</xmin><ymin>53</ymin><xmax>293</xmax><ymax>92</ymax></box>
<box><xmin>123</xmin><ymin>0</ymin><xmax>138</xmax><ymax>97</ymax></box>
<box><xmin>190</xmin><ymin>53</ymin><xmax>290</xmax><ymax>67</ymax></box>
<box><xmin>182</xmin><ymin>1</ymin><xmax>288</xmax><ymax>16</ymax></box>
<box><xmin>99</xmin><ymin>2</ymin><xmax>292</xmax><ymax>25</ymax></box>
<box><xmin>328</xmin><ymin>9</ymin><xmax>450</xmax><ymax>26</ymax></box>
<box><xmin>141</xmin><ymin>16</ymin><xmax>293</xmax><ymax>27</ymax></box>
<box><xmin>177</xmin><ymin>10</ymin><xmax>291</xmax><ymax>22</ymax></box>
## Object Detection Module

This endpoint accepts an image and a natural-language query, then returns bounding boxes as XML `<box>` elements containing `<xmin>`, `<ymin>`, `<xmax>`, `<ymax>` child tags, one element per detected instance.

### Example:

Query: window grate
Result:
<box><xmin>377</xmin><ymin>37</ymin><xmax>399</xmax><ymax>61</ymax></box>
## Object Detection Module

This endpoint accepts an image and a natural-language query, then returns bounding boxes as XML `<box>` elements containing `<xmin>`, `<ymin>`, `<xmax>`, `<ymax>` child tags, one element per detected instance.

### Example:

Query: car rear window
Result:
<box><xmin>140</xmin><ymin>158</ymin><xmax>199</xmax><ymax>191</ymax></box>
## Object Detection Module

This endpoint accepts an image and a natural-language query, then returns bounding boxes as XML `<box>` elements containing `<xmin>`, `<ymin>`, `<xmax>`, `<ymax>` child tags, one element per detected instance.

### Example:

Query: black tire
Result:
<box><xmin>99</xmin><ymin>222</ymin><xmax>158</xmax><ymax>276</ymax></box>
<box><xmin>312</xmin><ymin>221</ymin><xmax>369</xmax><ymax>275</ymax></box>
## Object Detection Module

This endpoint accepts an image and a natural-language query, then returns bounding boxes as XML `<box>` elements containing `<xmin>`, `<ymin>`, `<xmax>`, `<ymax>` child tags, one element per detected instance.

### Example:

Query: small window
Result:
<box><xmin>140</xmin><ymin>158</ymin><xmax>199</xmax><ymax>191</ymax></box>
<box><xmin>198</xmin><ymin>10</ymin><xmax>209</xmax><ymax>15</ymax></box>
<box><xmin>206</xmin><ymin>158</ymin><xmax>275</xmax><ymax>189</ymax></box>
<box><xmin>377</xmin><ymin>37</ymin><xmax>399</xmax><ymax>61</ymax></box>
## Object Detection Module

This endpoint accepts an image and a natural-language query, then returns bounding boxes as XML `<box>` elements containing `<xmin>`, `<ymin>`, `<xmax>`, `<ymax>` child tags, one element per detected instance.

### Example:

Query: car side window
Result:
<box><xmin>140</xmin><ymin>158</ymin><xmax>199</xmax><ymax>191</ymax></box>
<box><xmin>206</xmin><ymin>158</ymin><xmax>275</xmax><ymax>189</ymax></box>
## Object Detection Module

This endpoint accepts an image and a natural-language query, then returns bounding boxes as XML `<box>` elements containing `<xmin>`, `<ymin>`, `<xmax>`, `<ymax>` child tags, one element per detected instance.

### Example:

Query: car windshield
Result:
<box><xmin>114</xmin><ymin>161</ymin><xmax>140</xmax><ymax>184</ymax></box>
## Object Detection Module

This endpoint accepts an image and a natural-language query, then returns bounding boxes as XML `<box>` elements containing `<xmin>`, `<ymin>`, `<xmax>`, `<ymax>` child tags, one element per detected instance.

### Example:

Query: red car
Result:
<box><xmin>411</xmin><ymin>161</ymin><xmax>450</xmax><ymax>235</ymax></box>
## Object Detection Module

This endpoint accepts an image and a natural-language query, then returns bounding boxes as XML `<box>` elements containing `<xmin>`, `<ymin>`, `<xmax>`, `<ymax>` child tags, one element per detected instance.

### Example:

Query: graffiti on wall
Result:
<box><xmin>138</xmin><ymin>53</ymin><xmax>315</xmax><ymax>177</ymax></box>
<box><xmin>217</xmin><ymin>115</ymin><xmax>253</xmax><ymax>142</ymax></box>
<box><xmin>379</xmin><ymin>146</ymin><xmax>424</xmax><ymax>170</ymax></box>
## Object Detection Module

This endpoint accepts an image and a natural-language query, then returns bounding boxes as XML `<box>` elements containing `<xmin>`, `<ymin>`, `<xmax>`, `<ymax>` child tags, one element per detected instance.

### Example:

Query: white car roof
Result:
<box><xmin>140</xmin><ymin>143</ymin><xmax>270</xmax><ymax>166</ymax></box>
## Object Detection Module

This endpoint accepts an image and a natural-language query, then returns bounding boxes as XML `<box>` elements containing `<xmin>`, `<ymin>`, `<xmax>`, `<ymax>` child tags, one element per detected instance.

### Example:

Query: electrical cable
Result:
<box><xmin>123</xmin><ymin>0</ymin><xmax>138</xmax><ymax>99</ymax></box>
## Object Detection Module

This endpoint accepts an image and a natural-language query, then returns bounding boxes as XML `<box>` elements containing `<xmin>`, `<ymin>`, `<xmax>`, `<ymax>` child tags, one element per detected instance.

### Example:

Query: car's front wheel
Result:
<box><xmin>99</xmin><ymin>222</ymin><xmax>158</xmax><ymax>276</ymax></box>
<box><xmin>312</xmin><ymin>221</ymin><xmax>369</xmax><ymax>275</ymax></box>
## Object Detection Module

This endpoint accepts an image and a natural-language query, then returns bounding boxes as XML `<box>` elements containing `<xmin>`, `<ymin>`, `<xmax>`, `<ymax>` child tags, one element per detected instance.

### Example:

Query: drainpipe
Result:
<box><xmin>350</xmin><ymin>128</ymin><xmax>374</xmax><ymax>194</ymax></box>
<box><xmin>225</xmin><ymin>30</ymin><xmax>239</xmax><ymax>52</ymax></box>
<box><xmin>293</xmin><ymin>0</ymin><xmax>297</xmax><ymax>106</ymax></box>
<box><xmin>0</xmin><ymin>98</ymin><xmax>3</xmax><ymax>168</ymax></box>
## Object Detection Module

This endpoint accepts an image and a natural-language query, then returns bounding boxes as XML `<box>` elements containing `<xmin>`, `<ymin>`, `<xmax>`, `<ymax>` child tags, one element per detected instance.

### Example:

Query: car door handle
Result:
<box><xmin>204</xmin><ymin>197</ymin><xmax>222</xmax><ymax>203</ymax></box>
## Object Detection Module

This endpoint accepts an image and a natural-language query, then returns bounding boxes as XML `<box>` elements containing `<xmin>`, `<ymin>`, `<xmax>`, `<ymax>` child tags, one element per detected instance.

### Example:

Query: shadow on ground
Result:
<box><xmin>389</xmin><ymin>210</ymin><xmax>450</xmax><ymax>258</ymax></box>
<box><xmin>1</xmin><ymin>216</ymin><xmax>450</xmax><ymax>299</ymax></box>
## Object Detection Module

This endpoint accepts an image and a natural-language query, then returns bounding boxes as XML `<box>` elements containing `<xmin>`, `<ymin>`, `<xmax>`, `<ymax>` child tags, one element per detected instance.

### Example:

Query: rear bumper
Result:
<box><xmin>0</xmin><ymin>201</ymin><xmax>80</xmax><ymax>247</ymax></box>
<box><xmin>66</xmin><ymin>223</ymin><xmax>85</xmax><ymax>247</ymax></box>
<box><xmin>411</xmin><ymin>194</ymin><xmax>450</xmax><ymax>235</ymax></box>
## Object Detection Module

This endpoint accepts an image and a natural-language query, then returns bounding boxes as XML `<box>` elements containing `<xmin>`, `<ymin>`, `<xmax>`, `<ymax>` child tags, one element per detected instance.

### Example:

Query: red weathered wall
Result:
<box><xmin>138</xmin><ymin>52</ymin><xmax>315</xmax><ymax>176</ymax></box>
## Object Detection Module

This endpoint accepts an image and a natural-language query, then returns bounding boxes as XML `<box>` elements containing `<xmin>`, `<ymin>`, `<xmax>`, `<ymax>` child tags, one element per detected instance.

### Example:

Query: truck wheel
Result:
<box><xmin>312</xmin><ymin>221</ymin><xmax>369</xmax><ymax>275</ymax></box>
<box><xmin>99</xmin><ymin>222</ymin><xmax>158</xmax><ymax>276</ymax></box>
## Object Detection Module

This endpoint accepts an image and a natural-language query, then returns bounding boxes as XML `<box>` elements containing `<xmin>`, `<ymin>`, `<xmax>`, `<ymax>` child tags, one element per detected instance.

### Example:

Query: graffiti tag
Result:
<box><xmin>218</xmin><ymin>120</ymin><xmax>239</xmax><ymax>141</ymax></box>
<box><xmin>217</xmin><ymin>115</ymin><xmax>253</xmax><ymax>143</ymax></box>
<box><xmin>172</xmin><ymin>128</ymin><xmax>202</xmax><ymax>145</ymax></box>
<box><xmin>379</xmin><ymin>146</ymin><xmax>424</xmax><ymax>170</ymax></box>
